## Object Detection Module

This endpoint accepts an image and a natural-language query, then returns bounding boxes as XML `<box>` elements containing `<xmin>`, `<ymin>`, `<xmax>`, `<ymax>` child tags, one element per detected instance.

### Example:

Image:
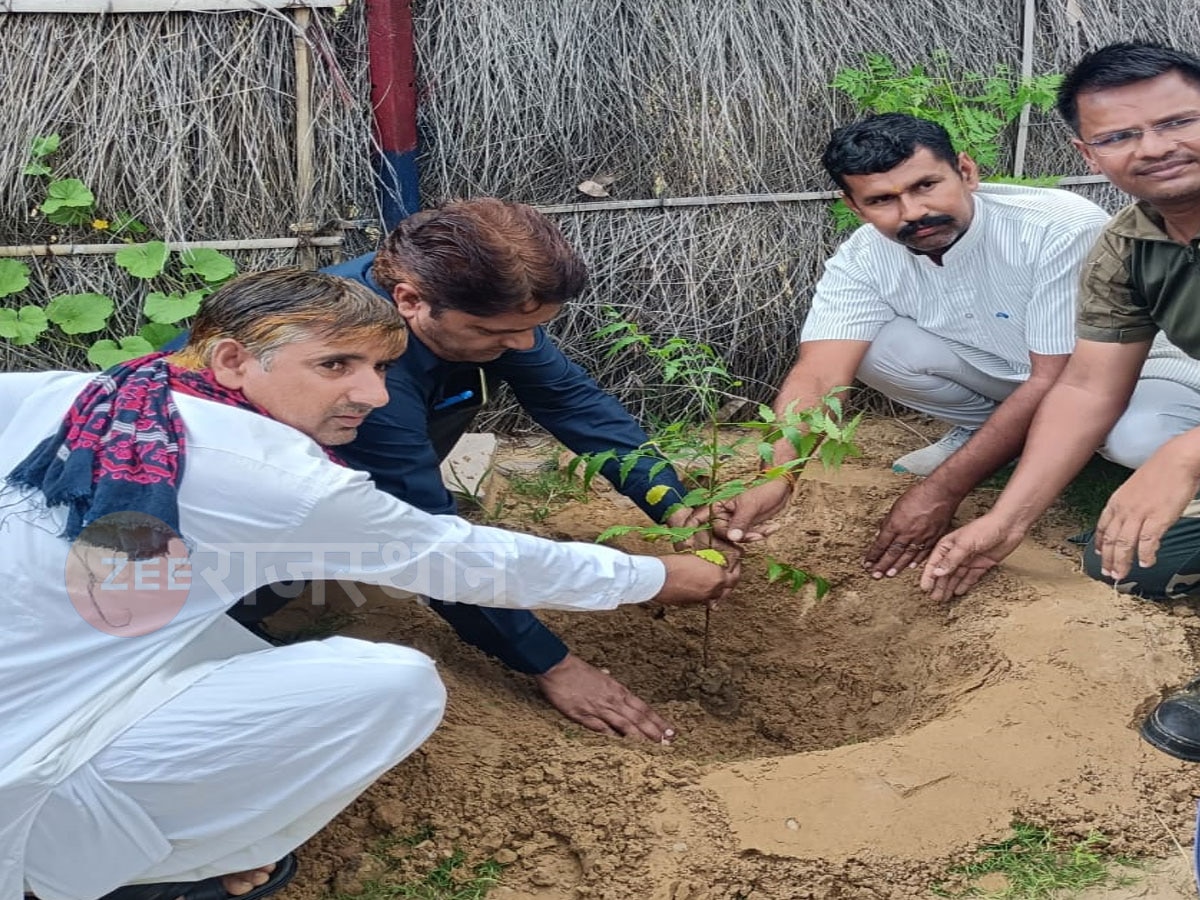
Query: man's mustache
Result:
<box><xmin>898</xmin><ymin>214</ymin><xmax>955</xmax><ymax>240</ymax></box>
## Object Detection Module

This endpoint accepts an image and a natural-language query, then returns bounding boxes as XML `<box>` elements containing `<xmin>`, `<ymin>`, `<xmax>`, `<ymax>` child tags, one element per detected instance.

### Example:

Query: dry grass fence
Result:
<box><xmin>3</xmin><ymin>0</ymin><xmax>1200</xmax><ymax>424</ymax></box>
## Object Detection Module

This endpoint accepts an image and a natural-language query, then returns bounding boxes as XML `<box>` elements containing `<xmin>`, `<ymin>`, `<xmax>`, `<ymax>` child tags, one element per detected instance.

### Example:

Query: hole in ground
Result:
<box><xmin>533</xmin><ymin>478</ymin><xmax>1006</xmax><ymax>763</ymax></box>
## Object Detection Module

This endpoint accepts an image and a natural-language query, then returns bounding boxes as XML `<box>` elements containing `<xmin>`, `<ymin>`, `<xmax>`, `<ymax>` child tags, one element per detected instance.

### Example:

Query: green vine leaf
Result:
<box><xmin>41</xmin><ymin>178</ymin><xmax>95</xmax><ymax>216</ymax></box>
<box><xmin>144</xmin><ymin>290</ymin><xmax>203</xmax><ymax>324</ymax></box>
<box><xmin>23</xmin><ymin>161</ymin><xmax>52</xmax><ymax>177</ymax></box>
<box><xmin>0</xmin><ymin>306</ymin><xmax>50</xmax><ymax>345</ymax></box>
<box><xmin>180</xmin><ymin>248</ymin><xmax>237</xmax><ymax>284</ymax></box>
<box><xmin>46</xmin><ymin>206</ymin><xmax>95</xmax><ymax>227</ymax></box>
<box><xmin>139</xmin><ymin>322</ymin><xmax>184</xmax><ymax>349</ymax></box>
<box><xmin>111</xmin><ymin>212</ymin><xmax>150</xmax><ymax>237</ymax></box>
<box><xmin>46</xmin><ymin>293</ymin><xmax>114</xmax><ymax>334</ymax></box>
<box><xmin>87</xmin><ymin>336</ymin><xmax>155</xmax><ymax>369</ymax></box>
<box><xmin>0</xmin><ymin>259</ymin><xmax>31</xmax><ymax>298</ymax></box>
<box><xmin>30</xmin><ymin>134</ymin><xmax>61</xmax><ymax>157</ymax></box>
<box><xmin>115</xmin><ymin>241</ymin><xmax>169</xmax><ymax>279</ymax></box>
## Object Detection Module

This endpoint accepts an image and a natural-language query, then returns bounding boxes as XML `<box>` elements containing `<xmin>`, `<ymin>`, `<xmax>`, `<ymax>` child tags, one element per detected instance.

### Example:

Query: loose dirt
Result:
<box><xmin>272</xmin><ymin>419</ymin><xmax>1200</xmax><ymax>900</ymax></box>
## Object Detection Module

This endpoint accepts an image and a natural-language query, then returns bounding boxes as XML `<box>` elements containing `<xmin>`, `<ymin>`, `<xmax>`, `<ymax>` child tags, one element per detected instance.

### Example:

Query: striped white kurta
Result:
<box><xmin>802</xmin><ymin>183</ymin><xmax>1110</xmax><ymax>382</ymax></box>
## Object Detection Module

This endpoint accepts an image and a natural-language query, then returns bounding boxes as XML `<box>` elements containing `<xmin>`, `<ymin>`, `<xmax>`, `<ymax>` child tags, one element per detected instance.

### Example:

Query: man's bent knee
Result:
<box><xmin>336</xmin><ymin>639</ymin><xmax>447</xmax><ymax>724</ymax></box>
<box><xmin>1082</xmin><ymin>540</ymin><xmax>1191</xmax><ymax>601</ymax></box>
<box><xmin>1100</xmin><ymin>413</ymin><xmax>1163</xmax><ymax>470</ymax></box>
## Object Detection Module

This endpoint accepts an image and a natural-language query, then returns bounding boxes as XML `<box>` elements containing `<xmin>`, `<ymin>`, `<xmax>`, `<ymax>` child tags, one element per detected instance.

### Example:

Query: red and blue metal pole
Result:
<box><xmin>366</xmin><ymin>0</ymin><xmax>420</xmax><ymax>230</ymax></box>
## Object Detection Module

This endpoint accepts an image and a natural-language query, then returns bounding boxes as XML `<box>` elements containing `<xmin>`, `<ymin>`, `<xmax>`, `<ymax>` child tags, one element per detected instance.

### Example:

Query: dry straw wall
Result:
<box><xmin>413</xmin><ymin>0</ymin><xmax>1200</xmax><ymax>425</ymax></box>
<box><xmin>3</xmin><ymin>0</ymin><xmax>1200</xmax><ymax>421</ymax></box>
<box><xmin>0</xmin><ymin>4</ymin><xmax>375</xmax><ymax>369</ymax></box>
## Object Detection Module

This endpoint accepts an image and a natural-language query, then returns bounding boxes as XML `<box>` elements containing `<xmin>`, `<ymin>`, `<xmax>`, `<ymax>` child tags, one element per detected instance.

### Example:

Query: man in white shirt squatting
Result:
<box><xmin>0</xmin><ymin>268</ymin><xmax>737</xmax><ymax>900</ymax></box>
<box><xmin>707</xmin><ymin>112</ymin><xmax>1200</xmax><ymax>576</ymax></box>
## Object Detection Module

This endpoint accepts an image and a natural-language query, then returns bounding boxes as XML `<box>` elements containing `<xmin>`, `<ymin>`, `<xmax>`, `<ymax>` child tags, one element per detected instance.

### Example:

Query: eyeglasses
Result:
<box><xmin>1081</xmin><ymin>115</ymin><xmax>1200</xmax><ymax>157</ymax></box>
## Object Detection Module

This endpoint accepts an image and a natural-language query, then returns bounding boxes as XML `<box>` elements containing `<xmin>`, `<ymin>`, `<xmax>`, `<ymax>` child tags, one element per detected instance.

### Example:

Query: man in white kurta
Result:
<box><xmin>0</xmin><ymin>271</ymin><xmax>733</xmax><ymax>900</ymax></box>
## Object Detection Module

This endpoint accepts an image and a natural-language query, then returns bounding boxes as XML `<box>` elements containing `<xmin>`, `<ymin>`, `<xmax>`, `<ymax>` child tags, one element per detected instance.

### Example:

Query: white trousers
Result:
<box><xmin>857</xmin><ymin>317</ymin><xmax>1200</xmax><ymax>470</ymax></box>
<box><xmin>25</xmin><ymin>637</ymin><xmax>446</xmax><ymax>900</ymax></box>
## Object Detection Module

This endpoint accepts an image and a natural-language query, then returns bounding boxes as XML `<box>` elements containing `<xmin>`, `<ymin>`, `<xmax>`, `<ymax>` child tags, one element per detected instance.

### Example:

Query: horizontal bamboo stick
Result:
<box><xmin>0</xmin><ymin>236</ymin><xmax>344</xmax><ymax>258</ymax></box>
<box><xmin>3</xmin><ymin>1</ymin><xmax>343</xmax><ymax>12</ymax></box>
<box><xmin>0</xmin><ymin>175</ymin><xmax>1113</xmax><ymax>257</ymax></box>
<box><xmin>535</xmin><ymin>175</ymin><xmax>1112</xmax><ymax>215</ymax></box>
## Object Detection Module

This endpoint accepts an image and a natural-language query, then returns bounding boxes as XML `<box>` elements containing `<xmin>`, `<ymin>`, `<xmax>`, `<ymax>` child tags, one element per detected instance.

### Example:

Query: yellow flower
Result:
<box><xmin>91</xmin><ymin>218</ymin><xmax>110</xmax><ymax>231</ymax></box>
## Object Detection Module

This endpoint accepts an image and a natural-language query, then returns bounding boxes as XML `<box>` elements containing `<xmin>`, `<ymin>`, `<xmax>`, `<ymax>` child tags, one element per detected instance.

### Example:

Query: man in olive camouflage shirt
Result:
<box><xmin>918</xmin><ymin>41</ymin><xmax>1200</xmax><ymax>762</ymax></box>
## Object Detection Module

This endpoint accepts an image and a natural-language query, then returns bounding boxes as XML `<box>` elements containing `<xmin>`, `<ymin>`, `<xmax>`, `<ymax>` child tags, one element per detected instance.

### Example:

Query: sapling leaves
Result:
<box><xmin>597</xmin><ymin>523</ymin><xmax>699</xmax><ymax>544</ymax></box>
<box><xmin>618</xmin><ymin>452</ymin><xmax>642</xmax><ymax>484</ymax></box>
<box><xmin>766</xmin><ymin>556</ymin><xmax>831</xmax><ymax>599</ymax></box>
<box><xmin>647</xmin><ymin>458</ymin><xmax>674</xmax><ymax>480</ymax></box>
<box><xmin>574</xmin><ymin>310</ymin><xmax>856</xmax><ymax>670</ymax></box>
<box><xmin>645</xmin><ymin>485</ymin><xmax>672</xmax><ymax>506</ymax></box>
<box><xmin>565</xmin><ymin>449</ymin><xmax>617</xmax><ymax>491</ymax></box>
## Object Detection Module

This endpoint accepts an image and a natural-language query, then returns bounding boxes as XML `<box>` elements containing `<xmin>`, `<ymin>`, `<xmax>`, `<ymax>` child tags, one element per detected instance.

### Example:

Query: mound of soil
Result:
<box><xmin>272</xmin><ymin>419</ymin><xmax>1200</xmax><ymax>900</ymax></box>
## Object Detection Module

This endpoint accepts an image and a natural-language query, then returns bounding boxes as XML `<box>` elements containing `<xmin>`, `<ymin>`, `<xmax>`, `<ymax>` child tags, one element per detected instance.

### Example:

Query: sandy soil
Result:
<box><xmin>271</xmin><ymin>419</ymin><xmax>1200</xmax><ymax>900</ymax></box>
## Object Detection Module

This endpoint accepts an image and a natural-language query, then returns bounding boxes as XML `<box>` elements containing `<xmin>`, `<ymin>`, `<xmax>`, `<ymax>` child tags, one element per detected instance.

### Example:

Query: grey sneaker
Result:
<box><xmin>892</xmin><ymin>425</ymin><xmax>978</xmax><ymax>476</ymax></box>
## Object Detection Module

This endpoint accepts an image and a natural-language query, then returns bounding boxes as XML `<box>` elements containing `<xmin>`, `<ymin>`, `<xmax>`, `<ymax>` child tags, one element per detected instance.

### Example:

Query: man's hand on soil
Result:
<box><xmin>865</xmin><ymin>480</ymin><xmax>959</xmax><ymax>578</ymax></box>
<box><xmin>919</xmin><ymin>513</ymin><xmax>1024</xmax><ymax>601</ymax></box>
<box><xmin>535</xmin><ymin>653</ymin><xmax>676</xmax><ymax>742</ymax></box>
<box><xmin>654</xmin><ymin>553</ymin><xmax>741</xmax><ymax>608</ymax></box>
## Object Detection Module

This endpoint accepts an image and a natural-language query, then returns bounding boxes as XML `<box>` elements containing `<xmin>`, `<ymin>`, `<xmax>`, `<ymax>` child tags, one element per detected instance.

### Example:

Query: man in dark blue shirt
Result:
<box><xmin>311</xmin><ymin>199</ymin><xmax>694</xmax><ymax>740</ymax></box>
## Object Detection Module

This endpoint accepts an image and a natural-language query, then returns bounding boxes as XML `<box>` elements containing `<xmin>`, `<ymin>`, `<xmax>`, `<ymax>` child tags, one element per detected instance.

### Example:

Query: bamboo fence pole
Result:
<box><xmin>292</xmin><ymin>5</ymin><xmax>317</xmax><ymax>268</ymax></box>
<box><xmin>1012</xmin><ymin>0</ymin><xmax>1038</xmax><ymax>177</ymax></box>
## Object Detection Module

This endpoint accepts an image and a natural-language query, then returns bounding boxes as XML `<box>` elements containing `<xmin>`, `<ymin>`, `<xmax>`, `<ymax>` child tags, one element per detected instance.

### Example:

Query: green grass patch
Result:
<box><xmin>330</xmin><ymin>830</ymin><xmax>505</xmax><ymax>900</ymax></box>
<box><xmin>1059</xmin><ymin>457</ymin><xmax>1132</xmax><ymax>526</ymax></box>
<box><xmin>504</xmin><ymin>465</ymin><xmax>590</xmax><ymax>521</ymax></box>
<box><xmin>932</xmin><ymin>821</ymin><xmax>1139</xmax><ymax>898</ymax></box>
<box><xmin>979</xmin><ymin>455</ymin><xmax>1132</xmax><ymax>527</ymax></box>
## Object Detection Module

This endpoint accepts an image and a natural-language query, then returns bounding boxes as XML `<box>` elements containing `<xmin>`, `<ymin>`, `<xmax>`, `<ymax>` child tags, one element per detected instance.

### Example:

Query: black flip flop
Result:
<box><xmin>96</xmin><ymin>852</ymin><xmax>298</xmax><ymax>900</ymax></box>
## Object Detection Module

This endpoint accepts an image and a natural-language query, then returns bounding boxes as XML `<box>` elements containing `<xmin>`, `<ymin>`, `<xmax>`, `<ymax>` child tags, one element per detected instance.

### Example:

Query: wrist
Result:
<box><xmin>758</xmin><ymin>464</ymin><xmax>800</xmax><ymax>500</ymax></box>
<box><xmin>986</xmin><ymin>502</ymin><xmax>1037</xmax><ymax>537</ymax></box>
<box><xmin>915</xmin><ymin>472</ymin><xmax>970</xmax><ymax>507</ymax></box>
<box><xmin>1160</xmin><ymin>430</ymin><xmax>1200</xmax><ymax>479</ymax></box>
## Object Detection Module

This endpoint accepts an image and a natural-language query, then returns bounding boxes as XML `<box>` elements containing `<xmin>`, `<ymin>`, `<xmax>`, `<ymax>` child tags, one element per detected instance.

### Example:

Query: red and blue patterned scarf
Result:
<box><xmin>7</xmin><ymin>353</ymin><xmax>266</xmax><ymax>553</ymax></box>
